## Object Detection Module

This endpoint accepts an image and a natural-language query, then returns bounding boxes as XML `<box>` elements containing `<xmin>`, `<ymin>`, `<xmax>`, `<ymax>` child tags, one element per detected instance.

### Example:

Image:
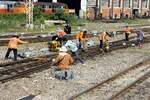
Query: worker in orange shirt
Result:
<box><xmin>56</xmin><ymin>27</ymin><xmax>67</xmax><ymax>45</ymax></box>
<box><xmin>52</xmin><ymin>46</ymin><xmax>74</xmax><ymax>80</ymax></box>
<box><xmin>98</xmin><ymin>32</ymin><xmax>110</xmax><ymax>52</ymax></box>
<box><xmin>123</xmin><ymin>25</ymin><xmax>132</xmax><ymax>41</ymax></box>
<box><xmin>75</xmin><ymin>30</ymin><xmax>87</xmax><ymax>51</ymax></box>
<box><xmin>5</xmin><ymin>35</ymin><xmax>28</xmax><ymax>61</ymax></box>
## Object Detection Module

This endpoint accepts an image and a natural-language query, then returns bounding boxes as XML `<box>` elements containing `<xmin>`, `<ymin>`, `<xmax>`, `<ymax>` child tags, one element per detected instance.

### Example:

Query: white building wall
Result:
<box><xmin>80</xmin><ymin>0</ymin><xmax>87</xmax><ymax>18</ymax></box>
<box><xmin>52</xmin><ymin>0</ymin><xmax>57</xmax><ymax>3</ymax></box>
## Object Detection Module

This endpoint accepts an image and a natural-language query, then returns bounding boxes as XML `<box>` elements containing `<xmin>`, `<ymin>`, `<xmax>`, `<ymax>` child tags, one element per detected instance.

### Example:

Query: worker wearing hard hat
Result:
<box><xmin>52</xmin><ymin>46</ymin><xmax>74</xmax><ymax>80</ymax></box>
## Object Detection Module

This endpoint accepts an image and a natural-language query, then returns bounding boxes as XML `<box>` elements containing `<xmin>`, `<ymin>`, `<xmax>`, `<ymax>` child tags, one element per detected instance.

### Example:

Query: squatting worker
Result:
<box><xmin>123</xmin><ymin>25</ymin><xmax>132</xmax><ymax>41</ymax></box>
<box><xmin>5</xmin><ymin>35</ymin><xmax>28</xmax><ymax>61</ymax></box>
<box><xmin>53</xmin><ymin>46</ymin><xmax>73</xmax><ymax>80</ymax></box>
<box><xmin>56</xmin><ymin>27</ymin><xmax>66</xmax><ymax>37</ymax></box>
<box><xmin>136</xmin><ymin>30</ymin><xmax>144</xmax><ymax>48</ymax></box>
<box><xmin>56</xmin><ymin>27</ymin><xmax>67</xmax><ymax>46</ymax></box>
<box><xmin>53</xmin><ymin>46</ymin><xmax>73</xmax><ymax>70</ymax></box>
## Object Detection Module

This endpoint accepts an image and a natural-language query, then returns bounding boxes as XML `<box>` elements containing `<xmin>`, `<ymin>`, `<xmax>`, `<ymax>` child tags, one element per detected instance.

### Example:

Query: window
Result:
<box><xmin>143</xmin><ymin>0</ymin><xmax>148</xmax><ymax>8</ymax></box>
<box><xmin>124</xmin><ymin>0</ymin><xmax>130</xmax><ymax>7</ymax></box>
<box><xmin>114</xmin><ymin>0</ymin><xmax>120</xmax><ymax>7</ymax></box>
<box><xmin>102</xmin><ymin>0</ymin><xmax>109</xmax><ymax>7</ymax></box>
<box><xmin>133</xmin><ymin>0</ymin><xmax>139</xmax><ymax>8</ymax></box>
<box><xmin>42</xmin><ymin>5</ymin><xmax>45</xmax><ymax>8</ymax></box>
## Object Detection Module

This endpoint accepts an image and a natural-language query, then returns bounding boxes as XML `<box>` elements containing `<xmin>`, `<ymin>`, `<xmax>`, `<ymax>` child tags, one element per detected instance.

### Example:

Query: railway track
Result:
<box><xmin>0</xmin><ymin>26</ymin><xmax>150</xmax><ymax>46</ymax></box>
<box><xmin>0</xmin><ymin>54</ymin><xmax>56</xmax><ymax>83</ymax></box>
<box><xmin>0</xmin><ymin>35</ymin><xmax>150</xmax><ymax>84</ymax></box>
<box><xmin>111</xmin><ymin>71</ymin><xmax>150</xmax><ymax>100</ymax></box>
<box><xmin>0</xmin><ymin>36</ymin><xmax>52</xmax><ymax>46</ymax></box>
<box><xmin>69</xmin><ymin>58</ymin><xmax>150</xmax><ymax>100</ymax></box>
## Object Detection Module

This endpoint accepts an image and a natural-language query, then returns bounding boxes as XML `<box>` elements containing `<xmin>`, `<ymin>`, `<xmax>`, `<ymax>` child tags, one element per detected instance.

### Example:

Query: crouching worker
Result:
<box><xmin>136</xmin><ymin>30</ymin><xmax>144</xmax><ymax>48</ymax></box>
<box><xmin>5</xmin><ymin>35</ymin><xmax>28</xmax><ymax>61</ymax></box>
<box><xmin>52</xmin><ymin>46</ymin><xmax>74</xmax><ymax>80</ymax></box>
<box><xmin>47</xmin><ymin>35</ymin><xmax>61</xmax><ymax>52</ymax></box>
<box><xmin>56</xmin><ymin>27</ymin><xmax>67</xmax><ymax>46</ymax></box>
<box><xmin>64</xmin><ymin>39</ymin><xmax>85</xmax><ymax>64</ymax></box>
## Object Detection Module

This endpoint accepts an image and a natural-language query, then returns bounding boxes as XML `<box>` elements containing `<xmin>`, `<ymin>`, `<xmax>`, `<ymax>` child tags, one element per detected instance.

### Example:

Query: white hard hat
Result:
<box><xmin>59</xmin><ymin>46</ymin><xmax>67</xmax><ymax>52</ymax></box>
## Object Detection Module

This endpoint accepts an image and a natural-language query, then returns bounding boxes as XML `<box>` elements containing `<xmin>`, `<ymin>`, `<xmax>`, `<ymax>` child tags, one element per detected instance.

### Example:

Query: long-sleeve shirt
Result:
<box><xmin>65</xmin><ymin>40</ymin><xmax>78</xmax><ymax>52</ymax></box>
<box><xmin>56</xmin><ymin>28</ymin><xmax>66</xmax><ymax>37</ymax></box>
<box><xmin>54</xmin><ymin>52</ymin><xmax>73</xmax><ymax>70</ymax></box>
<box><xmin>137</xmin><ymin>31</ymin><xmax>144</xmax><ymax>40</ymax></box>
<box><xmin>75</xmin><ymin>32</ymin><xmax>85</xmax><ymax>41</ymax></box>
<box><xmin>8</xmin><ymin>37</ymin><xmax>27</xmax><ymax>49</ymax></box>
<box><xmin>123</xmin><ymin>27</ymin><xmax>132</xmax><ymax>33</ymax></box>
<box><xmin>98</xmin><ymin>32</ymin><xmax>109</xmax><ymax>42</ymax></box>
<box><xmin>57</xmin><ymin>31</ymin><xmax>66</xmax><ymax>37</ymax></box>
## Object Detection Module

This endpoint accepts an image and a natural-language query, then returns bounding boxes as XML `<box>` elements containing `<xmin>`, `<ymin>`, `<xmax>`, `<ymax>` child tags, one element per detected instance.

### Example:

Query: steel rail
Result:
<box><xmin>69</xmin><ymin>58</ymin><xmax>150</xmax><ymax>100</ymax></box>
<box><xmin>0</xmin><ymin>26</ymin><xmax>150</xmax><ymax>46</ymax></box>
<box><xmin>110</xmin><ymin>71</ymin><xmax>150</xmax><ymax>100</ymax></box>
<box><xmin>0</xmin><ymin>36</ymin><xmax>150</xmax><ymax>84</ymax></box>
<box><xmin>0</xmin><ymin>60</ymin><xmax>52</xmax><ymax>83</ymax></box>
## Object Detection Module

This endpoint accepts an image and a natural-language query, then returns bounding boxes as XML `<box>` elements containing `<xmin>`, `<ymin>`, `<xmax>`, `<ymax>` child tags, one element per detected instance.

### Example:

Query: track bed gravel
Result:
<box><xmin>0</xmin><ymin>43</ymin><xmax>150</xmax><ymax>100</ymax></box>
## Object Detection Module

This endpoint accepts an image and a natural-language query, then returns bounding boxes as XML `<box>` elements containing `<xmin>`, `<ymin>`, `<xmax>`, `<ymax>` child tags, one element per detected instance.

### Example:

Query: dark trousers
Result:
<box><xmin>72</xmin><ymin>51</ymin><xmax>84</xmax><ymax>64</ymax></box>
<box><xmin>5</xmin><ymin>48</ymin><xmax>17</xmax><ymax>61</ymax></box>
<box><xmin>125</xmin><ymin>33</ymin><xmax>129</xmax><ymax>41</ymax></box>
<box><xmin>78</xmin><ymin>40</ymin><xmax>82</xmax><ymax>49</ymax></box>
<box><xmin>137</xmin><ymin>39</ymin><xmax>144</xmax><ymax>47</ymax></box>
<box><xmin>99</xmin><ymin>40</ymin><xmax>103</xmax><ymax>49</ymax></box>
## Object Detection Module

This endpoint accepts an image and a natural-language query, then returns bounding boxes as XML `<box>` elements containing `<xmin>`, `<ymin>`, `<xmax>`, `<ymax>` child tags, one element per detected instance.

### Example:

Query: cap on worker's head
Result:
<box><xmin>59</xmin><ymin>46</ymin><xmax>67</xmax><ymax>52</ymax></box>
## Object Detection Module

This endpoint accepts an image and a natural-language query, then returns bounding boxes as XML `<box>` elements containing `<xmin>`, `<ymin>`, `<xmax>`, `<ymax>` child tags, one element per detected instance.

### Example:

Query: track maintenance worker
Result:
<box><xmin>98</xmin><ymin>32</ymin><xmax>110</xmax><ymax>52</ymax></box>
<box><xmin>123</xmin><ymin>25</ymin><xmax>132</xmax><ymax>41</ymax></box>
<box><xmin>5</xmin><ymin>35</ymin><xmax>28</xmax><ymax>61</ymax></box>
<box><xmin>75</xmin><ymin>30</ymin><xmax>87</xmax><ymax>51</ymax></box>
<box><xmin>56</xmin><ymin>27</ymin><xmax>67</xmax><ymax>46</ymax></box>
<box><xmin>52</xmin><ymin>46</ymin><xmax>74</xmax><ymax>80</ymax></box>
<box><xmin>64</xmin><ymin>38</ymin><xmax>85</xmax><ymax>65</ymax></box>
<box><xmin>47</xmin><ymin>35</ymin><xmax>61</xmax><ymax>52</ymax></box>
<box><xmin>64</xmin><ymin>22</ymin><xmax>71</xmax><ymax>34</ymax></box>
<box><xmin>136</xmin><ymin>30</ymin><xmax>144</xmax><ymax>48</ymax></box>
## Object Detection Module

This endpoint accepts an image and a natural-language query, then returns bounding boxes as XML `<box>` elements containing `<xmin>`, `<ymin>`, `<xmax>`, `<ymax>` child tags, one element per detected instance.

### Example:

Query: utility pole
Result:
<box><xmin>149</xmin><ymin>0</ymin><xmax>150</xmax><ymax>17</ymax></box>
<box><xmin>26</xmin><ymin>0</ymin><xmax>33</xmax><ymax>29</ymax></box>
<box><xmin>95</xmin><ymin>0</ymin><xmax>99</xmax><ymax>19</ymax></box>
<box><xmin>131</xmin><ymin>0</ymin><xmax>134</xmax><ymax>19</ymax></box>
<box><xmin>110</xmin><ymin>0</ymin><xmax>114</xmax><ymax>19</ymax></box>
<box><xmin>140</xmin><ymin>0</ymin><xmax>143</xmax><ymax>18</ymax></box>
<box><xmin>98</xmin><ymin>0</ymin><xmax>102</xmax><ymax>19</ymax></box>
<box><xmin>121</xmin><ymin>0</ymin><xmax>125</xmax><ymax>18</ymax></box>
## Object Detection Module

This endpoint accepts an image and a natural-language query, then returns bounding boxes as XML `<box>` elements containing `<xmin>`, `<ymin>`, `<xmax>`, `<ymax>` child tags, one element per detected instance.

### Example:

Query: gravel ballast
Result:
<box><xmin>0</xmin><ymin>42</ymin><xmax>150</xmax><ymax>100</ymax></box>
<box><xmin>116</xmin><ymin>77</ymin><xmax>150</xmax><ymax>100</ymax></box>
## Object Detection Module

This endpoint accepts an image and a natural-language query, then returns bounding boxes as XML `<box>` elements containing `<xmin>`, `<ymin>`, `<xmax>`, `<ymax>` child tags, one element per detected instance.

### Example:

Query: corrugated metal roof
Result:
<box><xmin>34</xmin><ymin>2</ymin><xmax>66</xmax><ymax>6</ymax></box>
<box><xmin>0</xmin><ymin>1</ymin><xmax>16</xmax><ymax>5</ymax></box>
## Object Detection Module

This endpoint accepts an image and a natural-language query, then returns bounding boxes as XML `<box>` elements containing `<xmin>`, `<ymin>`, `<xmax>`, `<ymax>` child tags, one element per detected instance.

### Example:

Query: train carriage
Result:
<box><xmin>0</xmin><ymin>1</ymin><xmax>71</xmax><ymax>14</ymax></box>
<box><xmin>34</xmin><ymin>2</ymin><xmax>69</xmax><ymax>14</ymax></box>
